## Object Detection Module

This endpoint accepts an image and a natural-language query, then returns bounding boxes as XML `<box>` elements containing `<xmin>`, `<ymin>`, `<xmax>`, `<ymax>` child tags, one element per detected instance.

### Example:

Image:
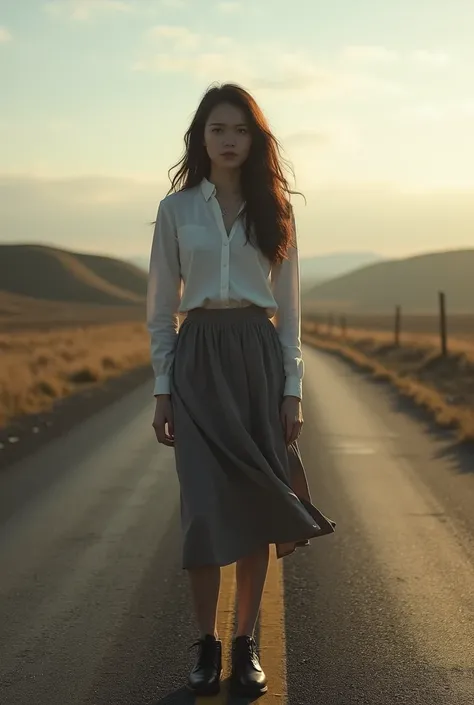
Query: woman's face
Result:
<box><xmin>203</xmin><ymin>102</ymin><xmax>252</xmax><ymax>170</ymax></box>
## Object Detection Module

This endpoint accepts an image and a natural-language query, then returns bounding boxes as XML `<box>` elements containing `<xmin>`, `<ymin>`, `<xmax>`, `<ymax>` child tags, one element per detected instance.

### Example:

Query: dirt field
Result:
<box><xmin>0</xmin><ymin>292</ymin><xmax>145</xmax><ymax>332</ymax></box>
<box><xmin>0</xmin><ymin>322</ymin><xmax>150</xmax><ymax>428</ymax></box>
<box><xmin>3</xmin><ymin>307</ymin><xmax>473</xmax><ymax>445</ymax></box>
<box><xmin>302</xmin><ymin>315</ymin><xmax>474</xmax><ymax>441</ymax></box>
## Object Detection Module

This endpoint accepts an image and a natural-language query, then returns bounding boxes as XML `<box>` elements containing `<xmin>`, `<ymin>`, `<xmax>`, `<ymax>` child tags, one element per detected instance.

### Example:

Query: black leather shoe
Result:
<box><xmin>230</xmin><ymin>635</ymin><xmax>268</xmax><ymax>696</ymax></box>
<box><xmin>186</xmin><ymin>634</ymin><xmax>222</xmax><ymax>696</ymax></box>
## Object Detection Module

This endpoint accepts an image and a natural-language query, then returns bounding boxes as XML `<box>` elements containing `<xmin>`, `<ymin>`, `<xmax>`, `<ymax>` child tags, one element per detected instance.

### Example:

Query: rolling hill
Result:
<box><xmin>129</xmin><ymin>256</ymin><xmax>149</xmax><ymax>271</ymax></box>
<box><xmin>303</xmin><ymin>249</ymin><xmax>474</xmax><ymax>314</ymax></box>
<box><xmin>300</xmin><ymin>250</ymin><xmax>384</xmax><ymax>287</ymax></box>
<box><xmin>0</xmin><ymin>244</ymin><xmax>147</xmax><ymax>307</ymax></box>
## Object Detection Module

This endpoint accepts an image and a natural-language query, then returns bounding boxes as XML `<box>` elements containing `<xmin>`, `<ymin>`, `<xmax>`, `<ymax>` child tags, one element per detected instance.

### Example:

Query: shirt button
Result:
<box><xmin>223</xmin><ymin>263</ymin><xmax>228</xmax><ymax>268</ymax></box>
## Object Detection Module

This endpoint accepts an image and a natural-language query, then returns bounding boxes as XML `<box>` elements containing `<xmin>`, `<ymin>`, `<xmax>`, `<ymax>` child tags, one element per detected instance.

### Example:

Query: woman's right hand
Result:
<box><xmin>152</xmin><ymin>394</ymin><xmax>175</xmax><ymax>446</ymax></box>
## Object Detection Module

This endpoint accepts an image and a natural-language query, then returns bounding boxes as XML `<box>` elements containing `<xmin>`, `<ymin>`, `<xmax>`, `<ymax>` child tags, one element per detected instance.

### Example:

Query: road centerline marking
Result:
<box><xmin>259</xmin><ymin>545</ymin><xmax>287</xmax><ymax>702</ymax></box>
<box><xmin>195</xmin><ymin>562</ymin><xmax>236</xmax><ymax>704</ymax></box>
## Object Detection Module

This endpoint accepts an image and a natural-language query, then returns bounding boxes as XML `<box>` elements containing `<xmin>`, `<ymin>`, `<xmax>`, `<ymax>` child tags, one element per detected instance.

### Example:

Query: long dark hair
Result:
<box><xmin>168</xmin><ymin>83</ymin><xmax>303</xmax><ymax>264</ymax></box>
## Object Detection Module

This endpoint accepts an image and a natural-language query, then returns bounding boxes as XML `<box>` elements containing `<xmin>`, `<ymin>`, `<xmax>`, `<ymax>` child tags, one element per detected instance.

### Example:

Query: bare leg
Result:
<box><xmin>188</xmin><ymin>565</ymin><xmax>221</xmax><ymax>638</ymax></box>
<box><xmin>235</xmin><ymin>544</ymin><xmax>270</xmax><ymax>637</ymax></box>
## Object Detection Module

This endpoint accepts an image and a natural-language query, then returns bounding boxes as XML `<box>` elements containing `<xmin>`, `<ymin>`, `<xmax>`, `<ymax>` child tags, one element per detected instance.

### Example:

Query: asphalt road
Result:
<box><xmin>0</xmin><ymin>346</ymin><xmax>473</xmax><ymax>705</ymax></box>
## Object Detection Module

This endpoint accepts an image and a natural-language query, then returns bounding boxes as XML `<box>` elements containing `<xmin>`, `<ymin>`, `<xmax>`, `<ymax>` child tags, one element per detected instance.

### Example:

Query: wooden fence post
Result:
<box><xmin>439</xmin><ymin>291</ymin><xmax>447</xmax><ymax>357</ymax></box>
<box><xmin>327</xmin><ymin>313</ymin><xmax>334</xmax><ymax>336</ymax></box>
<box><xmin>394</xmin><ymin>305</ymin><xmax>401</xmax><ymax>347</ymax></box>
<box><xmin>340</xmin><ymin>315</ymin><xmax>347</xmax><ymax>340</ymax></box>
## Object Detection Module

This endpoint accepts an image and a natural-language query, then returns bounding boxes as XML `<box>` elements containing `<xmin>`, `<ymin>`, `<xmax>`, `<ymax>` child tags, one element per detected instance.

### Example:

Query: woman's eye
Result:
<box><xmin>211</xmin><ymin>127</ymin><xmax>221</xmax><ymax>133</ymax></box>
<box><xmin>239</xmin><ymin>128</ymin><xmax>248</xmax><ymax>134</ymax></box>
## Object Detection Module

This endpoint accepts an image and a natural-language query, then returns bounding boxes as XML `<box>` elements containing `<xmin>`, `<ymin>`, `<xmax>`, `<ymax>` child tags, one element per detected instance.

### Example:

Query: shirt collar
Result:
<box><xmin>200</xmin><ymin>177</ymin><xmax>216</xmax><ymax>202</ymax></box>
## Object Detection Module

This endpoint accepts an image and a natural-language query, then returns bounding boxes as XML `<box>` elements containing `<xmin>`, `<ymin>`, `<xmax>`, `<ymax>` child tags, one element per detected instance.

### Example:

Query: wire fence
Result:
<box><xmin>303</xmin><ymin>291</ymin><xmax>474</xmax><ymax>357</ymax></box>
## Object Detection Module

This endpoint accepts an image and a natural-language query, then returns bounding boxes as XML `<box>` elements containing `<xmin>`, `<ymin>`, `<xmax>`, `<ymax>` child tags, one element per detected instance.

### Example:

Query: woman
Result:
<box><xmin>147</xmin><ymin>83</ymin><xmax>335</xmax><ymax>697</ymax></box>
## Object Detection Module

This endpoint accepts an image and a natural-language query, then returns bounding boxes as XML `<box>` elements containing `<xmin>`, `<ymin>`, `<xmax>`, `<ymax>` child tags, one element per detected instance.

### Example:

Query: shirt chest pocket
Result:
<box><xmin>177</xmin><ymin>224</ymin><xmax>217</xmax><ymax>253</ymax></box>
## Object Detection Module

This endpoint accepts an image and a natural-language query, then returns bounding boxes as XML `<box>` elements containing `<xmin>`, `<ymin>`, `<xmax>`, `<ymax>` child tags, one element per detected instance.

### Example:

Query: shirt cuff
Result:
<box><xmin>153</xmin><ymin>375</ymin><xmax>171</xmax><ymax>396</ymax></box>
<box><xmin>283</xmin><ymin>375</ymin><xmax>303</xmax><ymax>400</ymax></box>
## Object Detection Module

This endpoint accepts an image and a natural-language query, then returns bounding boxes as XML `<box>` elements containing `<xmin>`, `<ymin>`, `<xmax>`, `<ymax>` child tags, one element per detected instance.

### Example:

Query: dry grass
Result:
<box><xmin>301</xmin><ymin>309</ymin><xmax>474</xmax><ymax>346</ymax></box>
<box><xmin>0</xmin><ymin>291</ymin><xmax>145</xmax><ymax>332</ymax></box>
<box><xmin>339</xmin><ymin>326</ymin><xmax>474</xmax><ymax>359</ymax></box>
<box><xmin>302</xmin><ymin>319</ymin><xmax>474</xmax><ymax>442</ymax></box>
<box><xmin>0</xmin><ymin>322</ymin><xmax>150</xmax><ymax>428</ymax></box>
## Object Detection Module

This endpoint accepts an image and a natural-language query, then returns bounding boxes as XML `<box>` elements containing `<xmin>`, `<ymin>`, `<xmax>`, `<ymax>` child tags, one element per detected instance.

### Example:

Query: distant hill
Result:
<box><xmin>130</xmin><ymin>251</ymin><xmax>385</xmax><ymax>281</ymax></box>
<box><xmin>303</xmin><ymin>249</ymin><xmax>474</xmax><ymax>314</ymax></box>
<box><xmin>129</xmin><ymin>256</ymin><xmax>149</xmax><ymax>272</ymax></box>
<box><xmin>300</xmin><ymin>251</ymin><xmax>384</xmax><ymax>286</ymax></box>
<box><xmin>0</xmin><ymin>244</ymin><xmax>147</xmax><ymax>307</ymax></box>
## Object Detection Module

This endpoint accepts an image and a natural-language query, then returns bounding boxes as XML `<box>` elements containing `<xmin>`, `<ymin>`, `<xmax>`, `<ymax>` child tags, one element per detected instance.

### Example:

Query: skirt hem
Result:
<box><xmin>181</xmin><ymin>507</ymin><xmax>336</xmax><ymax>570</ymax></box>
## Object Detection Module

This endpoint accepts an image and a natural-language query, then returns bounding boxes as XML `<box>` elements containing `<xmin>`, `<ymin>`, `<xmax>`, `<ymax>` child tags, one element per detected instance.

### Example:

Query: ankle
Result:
<box><xmin>200</xmin><ymin>631</ymin><xmax>219</xmax><ymax>641</ymax></box>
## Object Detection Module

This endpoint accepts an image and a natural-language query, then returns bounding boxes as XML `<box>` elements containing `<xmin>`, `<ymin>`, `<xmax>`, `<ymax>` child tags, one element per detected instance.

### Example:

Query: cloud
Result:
<box><xmin>133</xmin><ymin>50</ymin><xmax>243</xmax><ymax>78</ymax></box>
<box><xmin>341</xmin><ymin>45</ymin><xmax>452</xmax><ymax>70</ymax></box>
<box><xmin>44</xmin><ymin>0</ymin><xmax>134</xmax><ymax>21</ymax></box>
<box><xmin>0</xmin><ymin>26</ymin><xmax>12</xmax><ymax>42</ymax></box>
<box><xmin>217</xmin><ymin>1</ymin><xmax>241</xmax><ymax>12</ymax></box>
<box><xmin>160</xmin><ymin>0</ymin><xmax>187</xmax><ymax>7</ymax></box>
<box><xmin>47</xmin><ymin>118</ymin><xmax>77</xmax><ymax>131</ymax></box>
<box><xmin>252</xmin><ymin>56</ymin><xmax>403</xmax><ymax>99</ymax></box>
<box><xmin>297</xmin><ymin>183</ymin><xmax>474</xmax><ymax>257</ymax></box>
<box><xmin>410</xmin><ymin>49</ymin><xmax>451</xmax><ymax>68</ymax></box>
<box><xmin>283</xmin><ymin>131</ymin><xmax>329</xmax><ymax>148</ymax></box>
<box><xmin>341</xmin><ymin>45</ymin><xmax>399</xmax><ymax>64</ymax></box>
<box><xmin>133</xmin><ymin>36</ymin><xmax>404</xmax><ymax>100</ymax></box>
<box><xmin>283</xmin><ymin>122</ymin><xmax>361</xmax><ymax>154</ymax></box>
<box><xmin>2</xmin><ymin>173</ymin><xmax>474</xmax><ymax>259</ymax></box>
<box><xmin>250</xmin><ymin>53</ymin><xmax>333</xmax><ymax>92</ymax></box>
<box><xmin>397</xmin><ymin>101</ymin><xmax>474</xmax><ymax>124</ymax></box>
<box><xmin>0</xmin><ymin>173</ymin><xmax>164</xmax><ymax>256</ymax></box>
<box><xmin>147</xmin><ymin>25</ymin><xmax>201</xmax><ymax>50</ymax></box>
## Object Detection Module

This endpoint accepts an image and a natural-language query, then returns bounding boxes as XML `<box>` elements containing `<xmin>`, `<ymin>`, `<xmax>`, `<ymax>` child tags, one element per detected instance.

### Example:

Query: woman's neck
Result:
<box><xmin>209</xmin><ymin>167</ymin><xmax>241</xmax><ymax>198</ymax></box>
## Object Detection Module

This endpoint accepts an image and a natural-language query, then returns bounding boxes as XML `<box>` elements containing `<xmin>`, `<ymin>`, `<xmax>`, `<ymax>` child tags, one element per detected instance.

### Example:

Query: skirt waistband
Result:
<box><xmin>185</xmin><ymin>304</ymin><xmax>269</xmax><ymax>323</ymax></box>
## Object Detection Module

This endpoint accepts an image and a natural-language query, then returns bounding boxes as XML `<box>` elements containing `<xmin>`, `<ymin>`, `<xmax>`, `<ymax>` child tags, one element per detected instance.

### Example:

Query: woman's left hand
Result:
<box><xmin>280</xmin><ymin>395</ymin><xmax>304</xmax><ymax>445</ymax></box>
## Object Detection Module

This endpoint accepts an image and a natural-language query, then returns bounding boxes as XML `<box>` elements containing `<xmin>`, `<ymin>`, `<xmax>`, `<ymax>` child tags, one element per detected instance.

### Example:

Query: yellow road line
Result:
<box><xmin>195</xmin><ymin>562</ymin><xmax>236</xmax><ymax>704</ymax></box>
<box><xmin>196</xmin><ymin>547</ymin><xmax>287</xmax><ymax>703</ymax></box>
<box><xmin>259</xmin><ymin>546</ymin><xmax>288</xmax><ymax>702</ymax></box>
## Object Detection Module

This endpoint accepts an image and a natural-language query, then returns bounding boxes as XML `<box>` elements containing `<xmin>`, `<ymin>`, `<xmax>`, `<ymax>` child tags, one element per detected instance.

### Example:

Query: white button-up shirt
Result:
<box><xmin>146</xmin><ymin>178</ymin><xmax>304</xmax><ymax>398</ymax></box>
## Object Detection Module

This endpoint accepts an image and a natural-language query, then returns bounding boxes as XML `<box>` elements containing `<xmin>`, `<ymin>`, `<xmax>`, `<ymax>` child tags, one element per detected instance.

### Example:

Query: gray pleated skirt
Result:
<box><xmin>170</xmin><ymin>305</ymin><xmax>336</xmax><ymax>570</ymax></box>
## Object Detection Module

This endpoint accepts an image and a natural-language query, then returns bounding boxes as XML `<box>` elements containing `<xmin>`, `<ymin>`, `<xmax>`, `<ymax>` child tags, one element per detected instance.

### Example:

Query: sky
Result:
<box><xmin>1</xmin><ymin>0</ymin><xmax>473</xmax><ymax>261</ymax></box>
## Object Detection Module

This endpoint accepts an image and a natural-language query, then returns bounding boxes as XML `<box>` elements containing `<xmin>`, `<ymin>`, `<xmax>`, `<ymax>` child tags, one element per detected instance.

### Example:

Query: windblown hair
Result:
<box><xmin>168</xmin><ymin>83</ymin><xmax>303</xmax><ymax>263</ymax></box>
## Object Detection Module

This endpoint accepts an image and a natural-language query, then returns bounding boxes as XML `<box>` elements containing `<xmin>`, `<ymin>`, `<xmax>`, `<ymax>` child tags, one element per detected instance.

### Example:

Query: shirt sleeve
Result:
<box><xmin>271</xmin><ymin>209</ymin><xmax>304</xmax><ymax>400</ymax></box>
<box><xmin>146</xmin><ymin>198</ymin><xmax>181</xmax><ymax>396</ymax></box>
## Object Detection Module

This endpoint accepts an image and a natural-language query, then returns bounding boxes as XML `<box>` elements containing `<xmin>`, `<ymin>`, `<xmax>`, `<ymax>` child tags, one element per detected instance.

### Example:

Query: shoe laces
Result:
<box><xmin>233</xmin><ymin>635</ymin><xmax>259</xmax><ymax>665</ymax></box>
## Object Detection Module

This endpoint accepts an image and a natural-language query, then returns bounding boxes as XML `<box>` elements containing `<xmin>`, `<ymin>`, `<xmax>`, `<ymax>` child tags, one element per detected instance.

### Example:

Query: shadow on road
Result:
<box><xmin>363</xmin><ymin>372</ymin><xmax>474</xmax><ymax>475</ymax></box>
<box><xmin>153</xmin><ymin>680</ymin><xmax>263</xmax><ymax>704</ymax></box>
<box><xmin>433</xmin><ymin>440</ymin><xmax>474</xmax><ymax>474</ymax></box>
<box><xmin>152</xmin><ymin>686</ymin><xmax>194</xmax><ymax>704</ymax></box>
